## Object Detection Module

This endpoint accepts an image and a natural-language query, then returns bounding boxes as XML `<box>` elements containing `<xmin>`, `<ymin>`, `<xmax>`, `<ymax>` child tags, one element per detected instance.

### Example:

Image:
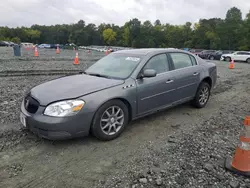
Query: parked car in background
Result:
<box><xmin>20</xmin><ymin>48</ymin><xmax>217</xmax><ymax>141</ymax></box>
<box><xmin>0</xmin><ymin>41</ymin><xmax>9</xmax><ymax>47</ymax></box>
<box><xmin>189</xmin><ymin>49</ymin><xmax>204</xmax><ymax>56</ymax></box>
<box><xmin>50</xmin><ymin>44</ymin><xmax>64</xmax><ymax>49</ymax></box>
<box><xmin>198</xmin><ymin>50</ymin><xmax>217</xmax><ymax>59</ymax></box>
<box><xmin>38</xmin><ymin>44</ymin><xmax>51</xmax><ymax>48</ymax></box>
<box><xmin>207</xmin><ymin>50</ymin><xmax>235</xmax><ymax>60</ymax></box>
<box><xmin>21</xmin><ymin>42</ymin><xmax>34</xmax><ymax>48</ymax></box>
<box><xmin>220</xmin><ymin>51</ymin><xmax>250</xmax><ymax>63</ymax></box>
<box><xmin>4</xmin><ymin>41</ymin><xmax>11</xmax><ymax>46</ymax></box>
<box><xmin>6</xmin><ymin>42</ymin><xmax>16</xmax><ymax>47</ymax></box>
<box><xmin>64</xmin><ymin>43</ymin><xmax>77</xmax><ymax>50</ymax></box>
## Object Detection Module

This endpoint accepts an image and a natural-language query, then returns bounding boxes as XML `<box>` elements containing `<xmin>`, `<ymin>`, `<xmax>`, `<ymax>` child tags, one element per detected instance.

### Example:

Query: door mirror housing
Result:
<box><xmin>142</xmin><ymin>69</ymin><xmax>157</xmax><ymax>78</ymax></box>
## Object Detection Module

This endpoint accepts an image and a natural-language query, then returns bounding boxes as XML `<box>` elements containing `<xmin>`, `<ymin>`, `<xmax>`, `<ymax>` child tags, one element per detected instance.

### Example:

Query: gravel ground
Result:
<box><xmin>0</xmin><ymin>48</ymin><xmax>250</xmax><ymax>188</ymax></box>
<box><xmin>0</xmin><ymin>47</ymin><xmax>104</xmax><ymax>71</ymax></box>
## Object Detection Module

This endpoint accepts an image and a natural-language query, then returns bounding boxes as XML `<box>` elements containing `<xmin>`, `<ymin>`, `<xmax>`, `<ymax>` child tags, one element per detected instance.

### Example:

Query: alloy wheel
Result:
<box><xmin>199</xmin><ymin>86</ymin><xmax>209</xmax><ymax>105</ymax></box>
<box><xmin>100</xmin><ymin>106</ymin><xmax>124</xmax><ymax>136</ymax></box>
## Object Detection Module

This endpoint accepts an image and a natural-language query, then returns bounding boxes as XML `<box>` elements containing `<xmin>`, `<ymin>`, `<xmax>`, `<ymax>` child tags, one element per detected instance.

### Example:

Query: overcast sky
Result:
<box><xmin>1</xmin><ymin>0</ymin><xmax>250</xmax><ymax>27</ymax></box>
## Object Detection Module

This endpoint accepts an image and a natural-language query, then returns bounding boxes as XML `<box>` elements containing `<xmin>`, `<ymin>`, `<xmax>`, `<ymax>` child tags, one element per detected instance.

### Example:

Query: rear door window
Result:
<box><xmin>237</xmin><ymin>52</ymin><xmax>244</xmax><ymax>55</ymax></box>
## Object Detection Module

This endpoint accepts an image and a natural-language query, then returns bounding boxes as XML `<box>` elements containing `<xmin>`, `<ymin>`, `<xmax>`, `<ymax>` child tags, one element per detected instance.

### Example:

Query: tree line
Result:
<box><xmin>0</xmin><ymin>7</ymin><xmax>250</xmax><ymax>50</ymax></box>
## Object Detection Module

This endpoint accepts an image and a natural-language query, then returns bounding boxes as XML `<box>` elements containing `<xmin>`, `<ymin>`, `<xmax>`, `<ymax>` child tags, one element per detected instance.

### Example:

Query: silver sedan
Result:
<box><xmin>20</xmin><ymin>48</ymin><xmax>217</xmax><ymax>141</ymax></box>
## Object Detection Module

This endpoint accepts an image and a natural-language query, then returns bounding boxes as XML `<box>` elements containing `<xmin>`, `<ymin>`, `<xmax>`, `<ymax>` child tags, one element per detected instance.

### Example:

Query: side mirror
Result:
<box><xmin>142</xmin><ymin>69</ymin><xmax>157</xmax><ymax>78</ymax></box>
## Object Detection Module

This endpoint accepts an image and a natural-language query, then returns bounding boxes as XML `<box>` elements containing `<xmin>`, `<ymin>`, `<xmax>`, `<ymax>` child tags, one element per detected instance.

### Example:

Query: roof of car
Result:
<box><xmin>113</xmin><ymin>48</ymin><xmax>185</xmax><ymax>56</ymax></box>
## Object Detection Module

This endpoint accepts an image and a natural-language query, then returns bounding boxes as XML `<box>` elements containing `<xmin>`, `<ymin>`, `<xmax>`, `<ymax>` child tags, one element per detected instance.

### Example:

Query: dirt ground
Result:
<box><xmin>0</xmin><ymin>47</ymin><xmax>250</xmax><ymax>188</ymax></box>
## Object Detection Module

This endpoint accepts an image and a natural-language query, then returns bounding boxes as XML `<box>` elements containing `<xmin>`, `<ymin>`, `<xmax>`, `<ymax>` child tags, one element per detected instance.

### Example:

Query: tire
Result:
<box><xmin>209</xmin><ymin>56</ymin><xmax>215</xmax><ymax>60</ymax></box>
<box><xmin>225</xmin><ymin>57</ymin><xmax>231</xmax><ymax>62</ymax></box>
<box><xmin>192</xmin><ymin>82</ymin><xmax>211</xmax><ymax>108</ymax></box>
<box><xmin>246</xmin><ymin>58</ymin><xmax>250</xmax><ymax>64</ymax></box>
<box><xmin>91</xmin><ymin>100</ymin><xmax>129</xmax><ymax>141</ymax></box>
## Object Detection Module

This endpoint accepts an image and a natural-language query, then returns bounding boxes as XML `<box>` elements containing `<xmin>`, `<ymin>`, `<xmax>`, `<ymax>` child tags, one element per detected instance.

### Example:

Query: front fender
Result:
<box><xmin>79</xmin><ymin>78</ymin><xmax>137</xmax><ymax>119</ymax></box>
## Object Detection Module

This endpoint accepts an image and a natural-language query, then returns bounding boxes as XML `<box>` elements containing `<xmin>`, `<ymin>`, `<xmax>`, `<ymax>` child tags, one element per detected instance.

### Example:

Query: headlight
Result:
<box><xmin>44</xmin><ymin>100</ymin><xmax>85</xmax><ymax>117</ymax></box>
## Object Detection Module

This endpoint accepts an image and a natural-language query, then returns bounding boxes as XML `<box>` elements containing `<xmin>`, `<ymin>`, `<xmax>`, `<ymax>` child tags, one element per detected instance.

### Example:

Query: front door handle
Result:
<box><xmin>166</xmin><ymin>79</ymin><xmax>174</xmax><ymax>84</ymax></box>
<box><xmin>193</xmin><ymin>72</ymin><xmax>199</xmax><ymax>76</ymax></box>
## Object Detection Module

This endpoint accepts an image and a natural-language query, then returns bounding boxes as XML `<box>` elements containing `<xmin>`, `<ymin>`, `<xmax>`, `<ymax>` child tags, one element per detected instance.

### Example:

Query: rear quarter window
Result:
<box><xmin>189</xmin><ymin>55</ymin><xmax>197</xmax><ymax>65</ymax></box>
<box><xmin>169</xmin><ymin>53</ymin><xmax>194</xmax><ymax>70</ymax></box>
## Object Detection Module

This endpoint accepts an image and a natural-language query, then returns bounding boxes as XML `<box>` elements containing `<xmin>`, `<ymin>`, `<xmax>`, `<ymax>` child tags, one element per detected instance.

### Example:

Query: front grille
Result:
<box><xmin>24</xmin><ymin>95</ymin><xmax>40</xmax><ymax>114</ymax></box>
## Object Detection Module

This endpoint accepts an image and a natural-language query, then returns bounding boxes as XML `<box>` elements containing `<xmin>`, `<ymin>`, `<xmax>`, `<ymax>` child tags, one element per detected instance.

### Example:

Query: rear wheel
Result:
<box><xmin>209</xmin><ymin>56</ymin><xmax>215</xmax><ymax>60</ymax></box>
<box><xmin>91</xmin><ymin>100</ymin><xmax>129</xmax><ymax>141</ymax></box>
<box><xmin>192</xmin><ymin>82</ymin><xmax>211</xmax><ymax>108</ymax></box>
<box><xmin>225</xmin><ymin>57</ymin><xmax>231</xmax><ymax>62</ymax></box>
<box><xmin>246</xmin><ymin>58</ymin><xmax>250</xmax><ymax>64</ymax></box>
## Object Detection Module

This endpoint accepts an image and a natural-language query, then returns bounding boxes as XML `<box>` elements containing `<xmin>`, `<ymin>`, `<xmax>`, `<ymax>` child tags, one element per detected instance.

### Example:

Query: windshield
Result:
<box><xmin>85</xmin><ymin>53</ymin><xmax>142</xmax><ymax>79</ymax></box>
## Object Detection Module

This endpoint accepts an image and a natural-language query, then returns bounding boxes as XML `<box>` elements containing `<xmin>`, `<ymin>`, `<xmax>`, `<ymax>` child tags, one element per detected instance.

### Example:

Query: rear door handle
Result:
<box><xmin>166</xmin><ymin>79</ymin><xmax>174</xmax><ymax>84</ymax></box>
<box><xmin>193</xmin><ymin>72</ymin><xmax>199</xmax><ymax>76</ymax></box>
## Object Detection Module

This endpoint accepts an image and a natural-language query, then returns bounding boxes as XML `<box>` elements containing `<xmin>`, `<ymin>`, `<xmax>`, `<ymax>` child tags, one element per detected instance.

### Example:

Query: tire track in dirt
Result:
<box><xmin>19</xmin><ymin>142</ymin><xmax>118</xmax><ymax>188</ymax></box>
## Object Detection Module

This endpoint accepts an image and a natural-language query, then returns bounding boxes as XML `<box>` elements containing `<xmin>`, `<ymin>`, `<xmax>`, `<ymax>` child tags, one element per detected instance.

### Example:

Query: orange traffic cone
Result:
<box><xmin>34</xmin><ymin>47</ymin><xmax>39</xmax><ymax>57</ymax></box>
<box><xmin>56</xmin><ymin>46</ymin><xmax>60</xmax><ymax>54</ymax></box>
<box><xmin>225</xmin><ymin>116</ymin><xmax>250</xmax><ymax>177</ymax></box>
<box><xmin>73</xmin><ymin>52</ymin><xmax>79</xmax><ymax>65</ymax></box>
<box><xmin>229</xmin><ymin>59</ymin><xmax>235</xmax><ymax>69</ymax></box>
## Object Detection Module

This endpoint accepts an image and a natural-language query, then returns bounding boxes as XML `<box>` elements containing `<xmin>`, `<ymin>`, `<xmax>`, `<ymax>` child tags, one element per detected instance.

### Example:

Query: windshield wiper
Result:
<box><xmin>86</xmin><ymin>72</ymin><xmax>111</xmax><ymax>79</ymax></box>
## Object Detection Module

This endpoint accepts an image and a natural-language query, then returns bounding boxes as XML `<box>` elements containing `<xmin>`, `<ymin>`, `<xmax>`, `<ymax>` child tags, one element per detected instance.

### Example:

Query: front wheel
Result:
<box><xmin>192</xmin><ymin>82</ymin><xmax>211</xmax><ymax>108</ymax></box>
<box><xmin>246</xmin><ymin>58</ymin><xmax>250</xmax><ymax>64</ymax></box>
<box><xmin>91</xmin><ymin>100</ymin><xmax>129</xmax><ymax>141</ymax></box>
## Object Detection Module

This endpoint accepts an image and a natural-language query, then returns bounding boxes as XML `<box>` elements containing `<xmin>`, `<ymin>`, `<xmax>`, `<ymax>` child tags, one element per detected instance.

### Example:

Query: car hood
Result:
<box><xmin>30</xmin><ymin>74</ymin><xmax>124</xmax><ymax>106</ymax></box>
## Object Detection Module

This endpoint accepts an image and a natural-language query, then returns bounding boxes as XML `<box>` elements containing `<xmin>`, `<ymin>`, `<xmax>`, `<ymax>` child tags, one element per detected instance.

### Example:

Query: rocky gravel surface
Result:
<box><xmin>0</xmin><ymin>48</ymin><xmax>250</xmax><ymax>188</ymax></box>
<box><xmin>0</xmin><ymin>76</ymin><xmax>61</xmax><ymax>125</ymax></box>
<box><xmin>97</xmin><ymin>103</ymin><xmax>250</xmax><ymax>188</ymax></box>
<box><xmin>0</xmin><ymin>47</ymin><xmax>104</xmax><ymax>71</ymax></box>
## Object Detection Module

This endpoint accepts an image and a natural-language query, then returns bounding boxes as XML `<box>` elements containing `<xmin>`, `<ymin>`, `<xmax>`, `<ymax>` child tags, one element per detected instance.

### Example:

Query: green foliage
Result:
<box><xmin>11</xmin><ymin>37</ymin><xmax>21</xmax><ymax>44</ymax></box>
<box><xmin>103</xmin><ymin>28</ymin><xmax>116</xmax><ymax>45</ymax></box>
<box><xmin>122</xmin><ymin>26</ymin><xmax>130</xmax><ymax>46</ymax></box>
<box><xmin>0</xmin><ymin>7</ymin><xmax>249</xmax><ymax>50</ymax></box>
<box><xmin>239</xmin><ymin>45</ymin><xmax>249</xmax><ymax>51</ymax></box>
<box><xmin>24</xmin><ymin>29</ymin><xmax>40</xmax><ymax>43</ymax></box>
<box><xmin>0</xmin><ymin>36</ymin><xmax>11</xmax><ymax>41</ymax></box>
